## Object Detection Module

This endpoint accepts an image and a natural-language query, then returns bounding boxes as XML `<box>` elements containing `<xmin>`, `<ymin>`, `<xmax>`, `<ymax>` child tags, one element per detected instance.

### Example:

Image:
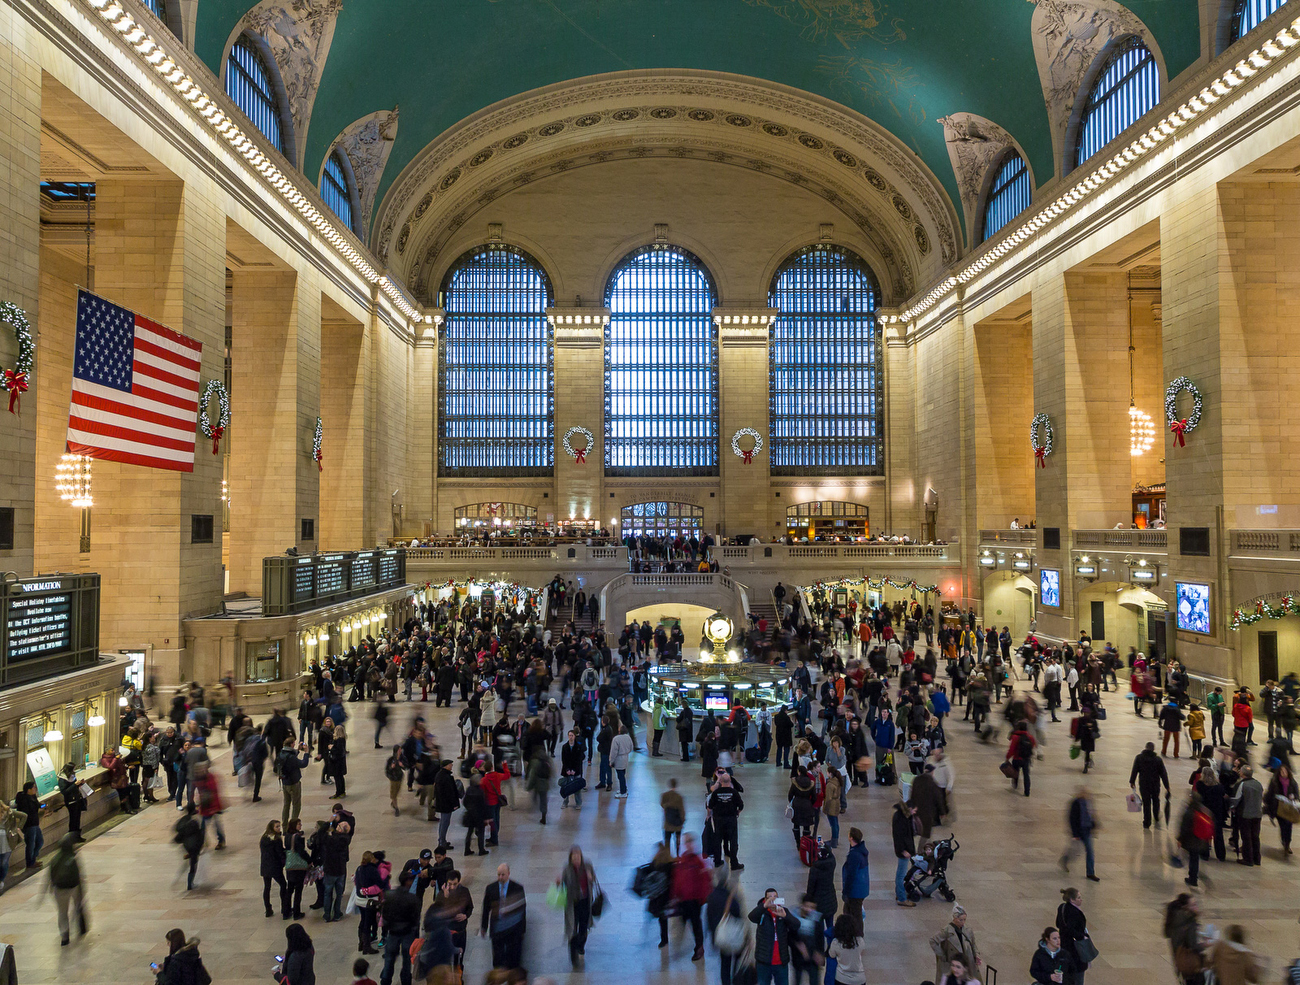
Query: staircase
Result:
<box><xmin>748</xmin><ymin>602</ymin><xmax>779</xmax><ymax>648</ymax></box>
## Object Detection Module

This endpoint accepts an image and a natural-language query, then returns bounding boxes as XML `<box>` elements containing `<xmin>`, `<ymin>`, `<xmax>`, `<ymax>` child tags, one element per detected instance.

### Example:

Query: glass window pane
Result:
<box><xmin>1074</xmin><ymin>37</ymin><xmax>1159</xmax><ymax>168</ymax></box>
<box><xmin>226</xmin><ymin>36</ymin><xmax>284</xmax><ymax>154</ymax></box>
<box><xmin>982</xmin><ymin>152</ymin><xmax>1032</xmax><ymax>242</ymax></box>
<box><xmin>321</xmin><ymin>151</ymin><xmax>354</xmax><ymax>232</ymax></box>
<box><xmin>1235</xmin><ymin>0</ymin><xmax>1288</xmax><ymax>40</ymax></box>
<box><xmin>439</xmin><ymin>246</ymin><xmax>554</xmax><ymax>476</ymax></box>
<box><xmin>768</xmin><ymin>246</ymin><xmax>883</xmax><ymax>475</ymax></box>
<box><xmin>604</xmin><ymin>247</ymin><xmax>718</xmax><ymax>476</ymax></box>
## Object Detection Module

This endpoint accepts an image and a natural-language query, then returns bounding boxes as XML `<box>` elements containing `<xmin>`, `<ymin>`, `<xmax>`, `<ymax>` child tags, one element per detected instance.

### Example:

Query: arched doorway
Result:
<box><xmin>982</xmin><ymin>571</ymin><xmax>1036</xmax><ymax>641</ymax></box>
<box><xmin>1077</xmin><ymin>581</ymin><xmax>1167</xmax><ymax>656</ymax></box>
<box><xmin>785</xmin><ymin>501</ymin><xmax>869</xmax><ymax>540</ymax></box>
<box><xmin>454</xmin><ymin>502</ymin><xmax>538</xmax><ymax>531</ymax></box>
<box><xmin>621</xmin><ymin>501</ymin><xmax>703</xmax><ymax>539</ymax></box>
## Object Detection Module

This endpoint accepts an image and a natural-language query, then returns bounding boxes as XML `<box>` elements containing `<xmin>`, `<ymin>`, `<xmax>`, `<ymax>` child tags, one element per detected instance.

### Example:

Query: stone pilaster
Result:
<box><xmin>548</xmin><ymin>308</ymin><xmax>607</xmax><ymax>527</ymax></box>
<box><xmin>715</xmin><ymin>307</ymin><xmax>775</xmax><ymax>539</ymax></box>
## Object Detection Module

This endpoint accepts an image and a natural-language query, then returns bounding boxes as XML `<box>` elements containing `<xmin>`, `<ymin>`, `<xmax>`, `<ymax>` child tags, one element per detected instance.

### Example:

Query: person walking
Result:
<box><xmin>278</xmin><ymin>741</ymin><xmax>310</xmax><ymax>828</ymax></box>
<box><xmin>42</xmin><ymin>833</ymin><xmax>86</xmax><ymax>946</ymax></box>
<box><xmin>1164</xmin><ymin>893</ymin><xmax>1203</xmax><ymax>985</ymax></box>
<box><xmin>275</xmin><ymin>923</ymin><xmax>315</xmax><ymax>985</ymax></box>
<box><xmin>929</xmin><ymin>904</ymin><xmax>981</xmax><ymax>984</ymax></box>
<box><xmin>462</xmin><ymin>774</ymin><xmax>489</xmax><ymax>858</ymax></box>
<box><xmin>328</xmin><ymin>725</ymin><xmax>349</xmax><ymax>798</ymax></box>
<box><xmin>661</xmin><ymin>777</ymin><xmax>686</xmax><ymax>853</ymax></box>
<box><xmin>260</xmin><ymin>820</ymin><xmax>290</xmax><ymax>918</ymax></box>
<box><xmin>558</xmin><ymin>845</ymin><xmax>599</xmax><ymax>966</ymax></box>
<box><xmin>1265</xmin><ymin>762</ymin><xmax>1298</xmax><ymax>856</ymax></box>
<box><xmin>1186</xmin><ymin>703</ymin><xmax>1206</xmax><ymax>759</ymax></box>
<box><xmin>383</xmin><ymin>747</ymin><xmax>404</xmax><ymax>817</ymax></box>
<box><xmin>480</xmin><ymin>863</ymin><xmax>527</xmax><ymax>970</ymax></box>
<box><xmin>907</xmin><ymin>764</ymin><xmax>947</xmax><ymax>840</ymax></box>
<box><xmin>610</xmin><ymin>725</ymin><xmax>634</xmax><ymax>798</ymax></box>
<box><xmin>670</xmin><ymin>831</ymin><xmax>712</xmax><ymax>961</ymax></box>
<box><xmin>1210</xmin><ymin>925</ymin><xmax>1264</xmax><ymax>985</ymax></box>
<box><xmin>432</xmin><ymin>759</ymin><xmax>461</xmax><ymax>849</ymax></box>
<box><xmin>1055</xmin><ymin>887</ymin><xmax>1093</xmax><ymax>985</ymax></box>
<box><xmin>750</xmin><ymin>888</ymin><xmax>800</xmax><ymax>985</ymax></box>
<box><xmin>1006</xmin><ymin>721</ymin><xmax>1037</xmax><ymax>797</ymax></box>
<box><xmin>1129</xmin><ymin>742</ymin><xmax>1170</xmax><ymax>829</ymax></box>
<box><xmin>173</xmin><ymin>806</ymin><xmax>204</xmax><ymax>892</ymax></box>
<box><xmin>1160</xmin><ymin>701</ymin><xmax>1186</xmax><ymax>758</ymax></box>
<box><xmin>192</xmin><ymin>764</ymin><xmax>226</xmax><ymax>850</ymax></box>
<box><xmin>1060</xmin><ymin>787</ymin><xmax>1100</xmax><ymax>882</ymax></box>
<box><xmin>1233</xmin><ymin>764</ymin><xmax>1264</xmax><ymax>866</ymax></box>
<box><xmin>0</xmin><ymin>801</ymin><xmax>23</xmax><ymax>893</ymax></box>
<box><xmin>826</xmin><ymin>913</ymin><xmax>866</xmax><ymax>985</ymax></box>
<box><xmin>378</xmin><ymin>870</ymin><xmax>421</xmax><ymax>985</ymax></box>
<box><xmin>525</xmin><ymin>744</ymin><xmax>552</xmax><ymax>824</ymax></box>
<box><xmin>775</xmin><ymin>706</ymin><xmax>795</xmax><ymax>770</ymax></box>
<box><xmin>559</xmin><ymin>729</ymin><xmax>586</xmax><ymax>811</ymax></box>
<box><xmin>890</xmin><ymin>804</ymin><xmax>915</xmax><ymax>908</ymax></box>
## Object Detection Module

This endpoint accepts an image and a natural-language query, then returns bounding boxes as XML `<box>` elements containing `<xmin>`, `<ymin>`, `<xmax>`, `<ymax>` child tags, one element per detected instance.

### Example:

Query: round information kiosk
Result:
<box><xmin>644</xmin><ymin>610</ymin><xmax>793</xmax><ymax>715</ymax></box>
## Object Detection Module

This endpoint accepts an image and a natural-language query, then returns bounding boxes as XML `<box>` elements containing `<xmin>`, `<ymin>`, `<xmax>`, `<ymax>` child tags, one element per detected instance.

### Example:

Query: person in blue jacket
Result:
<box><xmin>841</xmin><ymin>826</ymin><xmax>870</xmax><ymax>933</ymax></box>
<box><xmin>872</xmin><ymin>709</ymin><xmax>898</xmax><ymax>756</ymax></box>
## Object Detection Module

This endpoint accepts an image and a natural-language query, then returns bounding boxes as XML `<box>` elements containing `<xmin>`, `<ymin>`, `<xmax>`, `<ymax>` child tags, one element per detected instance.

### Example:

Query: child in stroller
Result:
<box><xmin>903</xmin><ymin>836</ymin><xmax>959</xmax><ymax>903</ymax></box>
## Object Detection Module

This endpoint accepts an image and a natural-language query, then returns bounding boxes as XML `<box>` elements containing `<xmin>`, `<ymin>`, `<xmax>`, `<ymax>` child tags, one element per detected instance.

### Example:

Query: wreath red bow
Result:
<box><xmin>1170</xmin><ymin>419</ymin><xmax>1189</xmax><ymax>447</ymax></box>
<box><xmin>1033</xmin><ymin>445</ymin><xmax>1047</xmax><ymax>468</ymax></box>
<box><xmin>4</xmin><ymin>369</ymin><xmax>27</xmax><ymax>413</ymax></box>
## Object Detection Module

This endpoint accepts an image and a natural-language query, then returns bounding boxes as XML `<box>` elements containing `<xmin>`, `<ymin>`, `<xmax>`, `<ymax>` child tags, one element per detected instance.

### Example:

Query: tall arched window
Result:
<box><xmin>769</xmin><ymin>245</ymin><xmax>882</xmax><ymax>474</ymax></box>
<box><xmin>982</xmin><ymin>152</ymin><xmax>1032</xmax><ymax>242</ymax></box>
<box><xmin>140</xmin><ymin>0</ymin><xmax>166</xmax><ymax>23</ymax></box>
<box><xmin>1234</xmin><ymin>0</ymin><xmax>1288</xmax><ymax>39</ymax></box>
<box><xmin>438</xmin><ymin>246</ymin><xmax>553</xmax><ymax>476</ymax></box>
<box><xmin>226</xmin><ymin>35</ymin><xmax>288</xmax><ymax>155</ymax></box>
<box><xmin>604</xmin><ymin>246</ymin><xmax>718</xmax><ymax>475</ymax></box>
<box><xmin>320</xmin><ymin>149</ymin><xmax>357</xmax><ymax>233</ymax></box>
<box><xmin>1074</xmin><ymin>37</ymin><xmax>1160</xmax><ymax>168</ymax></box>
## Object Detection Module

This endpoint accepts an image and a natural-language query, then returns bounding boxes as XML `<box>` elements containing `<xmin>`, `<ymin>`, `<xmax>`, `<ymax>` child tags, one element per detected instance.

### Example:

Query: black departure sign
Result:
<box><xmin>262</xmin><ymin>550</ymin><xmax>407</xmax><ymax>616</ymax></box>
<box><xmin>1</xmin><ymin>574</ymin><xmax>100</xmax><ymax>687</ymax></box>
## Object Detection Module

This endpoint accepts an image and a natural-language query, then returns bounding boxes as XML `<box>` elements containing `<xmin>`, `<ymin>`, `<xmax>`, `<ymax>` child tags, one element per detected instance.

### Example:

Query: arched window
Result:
<box><xmin>604</xmin><ymin>246</ymin><xmax>718</xmax><ymax>475</ymax></box>
<box><xmin>1074</xmin><ymin>37</ymin><xmax>1160</xmax><ymax>168</ymax></box>
<box><xmin>140</xmin><ymin>0</ymin><xmax>166</xmax><ymax>23</ymax></box>
<box><xmin>982</xmin><ymin>152</ymin><xmax>1032</xmax><ymax>242</ymax></box>
<box><xmin>768</xmin><ymin>245</ymin><xmax>882</xmax><ymax>474</ymax></box>
<box><xmin>1234</xmin><ymin>0</ymin><xmax>1288</xmax><ymax>40</ymax></box>
<box><xmin>320</xmin><ymin>149</ymin><xmax>357</xmax><ymax>233</ymax></box>
<box><xmin>620</xmin><ymin>501</ymin><xmax>704</xmax><ymax>539</ymax></box>
<box><xmin>438</xmin><ymin>246</ymin><xmax>553</xmax><ymax>476</ymax></box>
<box><xmin>226</xmin><ymin>35</ymin><xmax>287</xmax><ymax>155</ymax></box>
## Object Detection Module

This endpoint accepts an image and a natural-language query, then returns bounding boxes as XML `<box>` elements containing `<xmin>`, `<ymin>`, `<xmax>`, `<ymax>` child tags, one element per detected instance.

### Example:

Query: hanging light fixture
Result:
<box><xmin>56</xmin><ymin>454</ymin><xmax>94</xmax><ymax>507</ymax></box>
<box><xmin>1127</xmin><ymin>294</ymin><xmax>1156</xmax><ymax>457</ymax></box>
<box><xmin>87</xmin><ymin>714</ymin><xmax>106</xmax><ymax>727</ymax></box>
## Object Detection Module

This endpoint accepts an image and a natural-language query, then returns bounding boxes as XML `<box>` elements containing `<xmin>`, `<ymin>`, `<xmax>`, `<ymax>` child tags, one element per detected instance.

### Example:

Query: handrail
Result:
<box><xmin>1230</xmin><ymin>529</ymin><xmax>1300</xmax><ymax>558</ymax></box>
<box><xmin>1072</xmin><ymin>529</ymin><xmax>1168</xmax><ymax>550</ymax></box>
<box><xmin>978</xmin><ymin>529</ymin><xmax>1038</xmax><ymax>546</ymax></box>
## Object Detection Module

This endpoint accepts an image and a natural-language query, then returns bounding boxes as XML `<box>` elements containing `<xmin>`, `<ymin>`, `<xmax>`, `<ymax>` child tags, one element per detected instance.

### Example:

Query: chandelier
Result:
<box><xmin>56</xmin><ymin>453</ymin><xmax>93</xmax><ymax>507</ymax></box>
<box><xmin>1130</xmin><ymin>404</ymin><xmax>1156</xmax><ymax>456</ymax></box>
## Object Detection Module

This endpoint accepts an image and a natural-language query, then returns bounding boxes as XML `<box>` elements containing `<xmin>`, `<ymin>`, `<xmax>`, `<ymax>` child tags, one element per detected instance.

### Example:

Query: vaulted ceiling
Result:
<box><xmin>194</xmin><ymin>0</ymin><xmax>1203</xmax><ymax>246</ymax></box>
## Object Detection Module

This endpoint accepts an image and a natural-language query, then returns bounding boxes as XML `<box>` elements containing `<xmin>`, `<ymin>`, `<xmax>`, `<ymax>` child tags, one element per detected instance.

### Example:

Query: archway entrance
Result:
<box><xmin>982</xmin><ymin>571</ymin><xmax>1036</xmax><ymax>641</ymax></box>
<box><xmin>621</xmin><ymin>501</ymin><xmax>703</xmax><ymax>539</ymax></box>
<box><xmin>785</xmin><ymin>501</ymin><xmax>869</xmax><ymax>540</ymax></box>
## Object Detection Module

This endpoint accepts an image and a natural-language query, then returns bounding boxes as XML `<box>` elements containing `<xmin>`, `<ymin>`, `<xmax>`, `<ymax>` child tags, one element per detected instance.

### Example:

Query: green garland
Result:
<box><xmin>0</xmin><ymin>300</ymin><xmax>35</xmax><ymax>413</ymax></box>
<box><xmin>804</xmin><ymin>576</ymin><xmax>941</xmax><ymax>597</ymax></box>
<box><xmin>1230</xmin><ymin>594</ymin><xmax>1299</xmax><ymax>630</ymax></box>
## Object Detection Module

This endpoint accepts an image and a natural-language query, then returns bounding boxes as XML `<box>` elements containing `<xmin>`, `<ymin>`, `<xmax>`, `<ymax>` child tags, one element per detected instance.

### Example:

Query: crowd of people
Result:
<box><xmin>10</xmin><ymin>578</ymin><xmax>1300</xmax><ymax>985</ymax></box>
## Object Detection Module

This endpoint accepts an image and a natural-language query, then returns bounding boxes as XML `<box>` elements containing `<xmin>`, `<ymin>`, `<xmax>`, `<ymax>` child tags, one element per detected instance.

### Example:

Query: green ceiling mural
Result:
<box><xmin>195</xmin><ymin>0</ymin><xmax>1202</xmax><ymax>237</ymax></box>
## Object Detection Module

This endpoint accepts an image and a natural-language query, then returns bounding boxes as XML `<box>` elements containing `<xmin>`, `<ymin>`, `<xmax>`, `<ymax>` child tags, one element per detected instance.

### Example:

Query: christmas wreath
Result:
<box><xmin>313</xmin><ymin>416</ymin><xmax>323</xmax><ymax>472</ymax></box>
<box><xmin>563</xmin><ymin>426</ymin><xmax>594</xmax><ymax>464</ymax></box>
<box><xmin>0</xmin><ymin>301</ymin><xmax>35</xmax><ymax>414</ymax></box>
<box><xmin>198</xmin><ymin>380</ymin><xmax>230</xmax><ymax>455</ymax></box>
<box><xmin>1030</xmin><ymin>413</ymin><xmax>1053</xmax><ymax>468</ymax></box>
<box><xmin>730</xmin><ymin>428</ymin><xmax>764</xmax><ymax>464</ymax></box>
<box><xmin>1164</xmin><ymin>377</ymin><xmax>1203</xmax><ymax>447</ymax></box>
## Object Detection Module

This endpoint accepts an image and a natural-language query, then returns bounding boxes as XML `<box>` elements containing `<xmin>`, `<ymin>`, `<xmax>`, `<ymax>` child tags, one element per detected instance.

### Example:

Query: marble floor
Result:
<box><xmin>3</xmin><ymin>680</ymin><xmax>1298</xmax><ymax>985</ymax></box>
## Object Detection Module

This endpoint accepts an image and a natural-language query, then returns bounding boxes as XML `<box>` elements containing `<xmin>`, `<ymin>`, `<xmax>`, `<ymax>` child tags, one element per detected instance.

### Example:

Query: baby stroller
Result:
<box><xmin>903</xmin><ymin>836</ymin><xmax>959</xmax><ymax>902</ymax></box>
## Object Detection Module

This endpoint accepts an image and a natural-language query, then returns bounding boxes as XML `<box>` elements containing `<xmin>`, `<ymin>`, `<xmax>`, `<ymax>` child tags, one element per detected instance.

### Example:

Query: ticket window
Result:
<box><xmin>245</xmin><ymin>641</ymin><xmax>282</xmax><ymax>684</ymax></box>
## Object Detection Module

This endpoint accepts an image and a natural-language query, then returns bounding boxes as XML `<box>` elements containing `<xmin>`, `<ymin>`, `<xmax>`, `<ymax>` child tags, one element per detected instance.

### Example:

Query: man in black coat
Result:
<box><xmin>432</xmin><ymin>760</ymin><xmax>461</xmax><ymax>849</ymax></box>
<box><xmin>748</xmin><ymin>890</ymin><xmax>800</xmax><ymax>979</ymax></box>
<box><xmin>892</xmin><ymin>802</ymin><xmax>917</xmax><ymax>907</ymax></box>
<box><xmin>380</xmin><ymin>869</ymin><xmax>423</xmax><ymax>985</ymax></box>
<box><xmin>1128</xmin><ymin>741</ymin><xmax>1171</xmax><ymax>828</ymax></box>
<box><xmin>262</xmin><ymin>709</ymin><xmax>295</xmax><ymax>767</ymax></box>
<box><xmin>480</xmin><ymin>863</ymin><xmax>527</xmax><ymax>970</ymax></box>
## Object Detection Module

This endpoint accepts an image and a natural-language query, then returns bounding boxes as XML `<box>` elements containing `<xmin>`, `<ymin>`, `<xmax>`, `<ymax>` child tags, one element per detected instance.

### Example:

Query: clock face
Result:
<box><xmin>709</xmin><ymin>617</ymin><xmax>730</xmax><ymax>639</ymax></box>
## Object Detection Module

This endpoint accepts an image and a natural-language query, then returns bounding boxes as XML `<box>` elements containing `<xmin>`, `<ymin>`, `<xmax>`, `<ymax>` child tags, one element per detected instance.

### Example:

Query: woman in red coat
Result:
<box><xmin>192</xmin><ymin>762</ymin><xmax>226</xmax><ymax>850</ymax></box>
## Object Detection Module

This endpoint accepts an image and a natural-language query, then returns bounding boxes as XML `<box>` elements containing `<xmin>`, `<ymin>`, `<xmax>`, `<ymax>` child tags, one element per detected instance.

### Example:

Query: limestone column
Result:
<box><xmin>883</xmin><ymin>318</ymin><xmax>917</xmax><ymax>538</ymax></box>
<box><xmin>713</xmin><ymin>309</ymin><xmax>774</xmax><ymax>539</ymax></box>
<box><xmin>549</xmin><ymin>309</ymin><xmax>606</xmax><ymax>529</ymax></box>
<box><xmin>408</xmin><ymin>323</ymin><xmax>437</xmax><ymax>537</ymax></box>
<box><xmin>1031</xmin><ymin>270</ymin><xmax>1132</xmax><ymax>638</ymax></box>
<box><xmin>88</xmin><ymin>178</ymin><xmax>227</xmax><ymax>662</ymax></box>
<box><xmin>319</xmin><ymin>300</ymin><xmax>365</xmax><ymax>548</ymax></box>
<box><xmin>228</xmin><ymin>265</ymin><xmax>321</xmax><ymax>594</ymax></box>
<box><xmin>0</xmin><ymin>17</ymin><xmax>42</xmax><ymax>575</ymax></box>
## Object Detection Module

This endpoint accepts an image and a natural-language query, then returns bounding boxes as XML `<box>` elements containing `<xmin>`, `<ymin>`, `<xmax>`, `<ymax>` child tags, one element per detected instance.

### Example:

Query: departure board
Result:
<box><xmin>1</xmin><ymin>574</ymin><xmax>100</xmax><ymax>687</ymax></box>
<box><xmin>262</xmin><ymin>550</ymin><xmax>407</xmax><ymax>615</ymax></box>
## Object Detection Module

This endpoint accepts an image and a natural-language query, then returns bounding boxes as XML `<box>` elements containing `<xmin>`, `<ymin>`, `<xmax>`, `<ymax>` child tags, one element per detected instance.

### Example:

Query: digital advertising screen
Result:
<box><xmin>704</xmin><ymin>693</ymin><xmax>730</xmax><ymax>712</ymax></box>
<box><xmin>1176</xmin><ymin>582</ymin><xmax>1212</xmax><ymax>634</ymax></box>
<box><xmin>1040</xmin><ymin>568</ymin><xmax>1061</xmax><ymax>608</ymax></box>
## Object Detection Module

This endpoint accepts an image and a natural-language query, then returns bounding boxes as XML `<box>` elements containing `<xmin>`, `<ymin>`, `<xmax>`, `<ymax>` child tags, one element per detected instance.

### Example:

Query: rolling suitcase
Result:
<box><xmin>125</xmin><ymin>782</ymin><xmax>142</xmax><ymax>812</ymax></box>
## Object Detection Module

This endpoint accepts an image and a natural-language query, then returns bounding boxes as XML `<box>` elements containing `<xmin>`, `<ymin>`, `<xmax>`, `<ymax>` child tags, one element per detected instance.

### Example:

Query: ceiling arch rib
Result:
<box><xmin>373</xmin><ymin>72</ymin><xmax>962</xmax><ymax>302</ymax></box>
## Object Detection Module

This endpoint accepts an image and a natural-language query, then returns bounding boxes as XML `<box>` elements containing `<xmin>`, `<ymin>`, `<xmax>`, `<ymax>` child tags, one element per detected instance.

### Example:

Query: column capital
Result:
<box><xmin>713</xmin><ymin>306</ymin><xmax>776</xmax><ymax>346</ymax></box>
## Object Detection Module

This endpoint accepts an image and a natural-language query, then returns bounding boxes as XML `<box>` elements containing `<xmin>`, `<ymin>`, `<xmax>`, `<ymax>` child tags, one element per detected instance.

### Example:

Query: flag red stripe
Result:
<box><xmin>71</xmin><ymin>390</ymin><xmax>194</xmax><ymax>434</ymax></box>
<box><xmin>133</xmin><ymin>358</ymin><xmax>199</xmax><ymax>394</ymax></box>
<box><xmin>66</xmin><ymin>440</ymin><xmax>194</xmax><ymax>473</ymax></box>
<box><xmin>130</xmin><ymin>379</ymin><xmax>199</xmax><ymax>413</ymax></box>
<box><xmin>69</xmin><ymin>414</ymin><xmax>196</xmax><ymax>453</ymax></box>
<box><xmin>134</xmin><ymin>314</ymin><xmax>202</xmax><ymax>352</ymax></box>
<box><xmin>134</xmin><ymin>336</ymin><xmax>201</xmax><ymax>373</ymax></box>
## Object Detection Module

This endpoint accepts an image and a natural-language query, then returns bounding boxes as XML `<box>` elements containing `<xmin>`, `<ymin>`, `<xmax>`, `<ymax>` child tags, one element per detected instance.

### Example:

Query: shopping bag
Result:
<box><xmin>345</xmin><ymin>886</ymin><xmax>361</xmax><ymax>916</ymax></box>
<box><xmin>1126</xmin><ymin>792</ymin><xmax>1142</xmax><ymax>813</ymax></box>
<box><xmin>149</xmin><ymin>774</ymin><xmax>166</xmax><ymax>791</ymax></box>
<box><xmin>237</xmin><ymin>765</ymin><xmax>253</xmax><ymax>788</ymax></box>
<box><xmin>999</xmin><ymin>761</ymin><xmax>1016</xmax><ymax>779</ymax></box>
<box><xmin>78</xmin><ymin>782</ymin><xmax>94</xmax><ymax>799</ymax></box>
<box><xmin>1069</xmin><ymin>744</ymin><xmax>1081</xmax><ymax>760</ymax></box>
<box><xmin>546</xmin><ymin>883</ymin><xmax>567</xmax><ymax>910</ymax></box>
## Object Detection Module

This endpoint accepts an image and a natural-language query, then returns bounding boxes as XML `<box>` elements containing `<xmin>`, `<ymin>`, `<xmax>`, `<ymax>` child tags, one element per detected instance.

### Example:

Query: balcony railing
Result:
<box><xmin>979</xmin><ymin>529</ymin><xmax>1038</xmax><ymax>546</ymax></box>
<box><xmin>716</xmin><ymin>544</ymin><xmax>950</xmax><ymax>563</ymax></box>
<box><xmin>405</xmin><ymin>546</ymin><xmax>627</xmax><ymax>564</ymax></box>
<box><xmin>1230</xmin><ymin>529</ymin><xmax>1300</xmax><ymax>558</ymax></box>
<box><xmin>1072</xmin><ymin>529</ymin><xmax>1167</xmax><ymax>551</ymax></box>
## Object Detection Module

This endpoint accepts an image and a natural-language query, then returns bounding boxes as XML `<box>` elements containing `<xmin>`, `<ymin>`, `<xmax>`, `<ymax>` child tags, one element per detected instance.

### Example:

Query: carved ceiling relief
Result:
<box><xmin>1029</xmin><ymin>0</ymin><xmax>1156</xmax><ymax>169</ymax></box>
<box><xmin>372</xmin><ymin>76</ymin><xmax>960</xmax><ymax>272</ymax></box>
<box><xmin>400</xmin><ymin>138</ymin><xmax>917</xmax><ymax>306</ymax></box>
<box><xmin>939</xmin><ymin>113</ymin><xmax>1018</xmax><ymax>245</ymax></box>
<box><xmin>236</xmin><ymin>0</ymin><xmax>343</xmax><ymax>168</ymax></box>
<box><xmin>332</xmin><ymin>107</ymin><xmax>399</xmax><ymax>236</ymax></box>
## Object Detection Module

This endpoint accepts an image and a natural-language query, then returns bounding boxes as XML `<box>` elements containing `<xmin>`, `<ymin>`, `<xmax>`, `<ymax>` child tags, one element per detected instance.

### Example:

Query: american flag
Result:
<box><xmin>67</xmin><ymin>290</ymin><xmax>204</xmax><ymax>472</ymax></box>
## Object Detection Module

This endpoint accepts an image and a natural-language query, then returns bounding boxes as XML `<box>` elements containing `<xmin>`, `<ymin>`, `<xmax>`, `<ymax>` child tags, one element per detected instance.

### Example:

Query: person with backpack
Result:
<box><xmin>788</xmin><ymin>766</ymin><xmax>820</xmax><ymax>859</ymax></box>
<box><xmin>525</xmin><ymin>744</ymin><xmax>553</xmax><ymax>823</ymax></box>
<box><xmin>462</xmin><ymin>773</ymin><xmax>490</xmax><ymax>858</ymax></box>
<box><xmin>661</xmin><ymin>777</ymin><xmax>686</xmax><ymax>853</ymax></box>
<box><xmin>383</xmin><ymin>746</ymin><xmax>404</xmax><ymax>817</ymax></box>
<box><xmin>42</xmin><ymin>833</ymin><xmax>86</xmax><ymax>946</ymax></box>
<box><xmin>1006</xmin><ymin>721</ymin><xmax>1037</xmax><ymax>796</ymax></box>
<box><xmin>173</xmin><ymin>805</ymin><xmax>204</xmax><ymax>891</ymax></box>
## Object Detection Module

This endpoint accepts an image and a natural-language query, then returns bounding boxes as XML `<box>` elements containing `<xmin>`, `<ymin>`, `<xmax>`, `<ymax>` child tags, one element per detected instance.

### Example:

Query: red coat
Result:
<box><xmin>194</xmin><ymin>772</ymin><xmax>223</xmax><ymax>817</ymax></box>
<box><xmin>1233</xmin><ymin>701</ymin><xmax>1254</xmax><ymax>729</ymax></box>
<box><xmin>481</xmin><ymin>762</ymin><xmax>511</xmax><ymax>806</ymax></box>
<box><xmin>670</xmin><ymin>850</ymin><xmax>712</xmax><ymax>903</ymax></box>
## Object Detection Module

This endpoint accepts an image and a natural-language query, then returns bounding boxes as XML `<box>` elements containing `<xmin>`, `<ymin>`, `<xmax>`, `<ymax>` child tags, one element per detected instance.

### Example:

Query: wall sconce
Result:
<box><xmin>41</xmin><ymin>715</ymin><xmax>63</xmax><ymax>742</ymax></box>
<box><xmin>118</xmin><ymin>696</ymin><xmax>129</xmax><ymax>707</ymax></box>
<box><xmin>87</xmin><ymin>715</ymin><xmax>106</xmax><ymax>727</ymax></box>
